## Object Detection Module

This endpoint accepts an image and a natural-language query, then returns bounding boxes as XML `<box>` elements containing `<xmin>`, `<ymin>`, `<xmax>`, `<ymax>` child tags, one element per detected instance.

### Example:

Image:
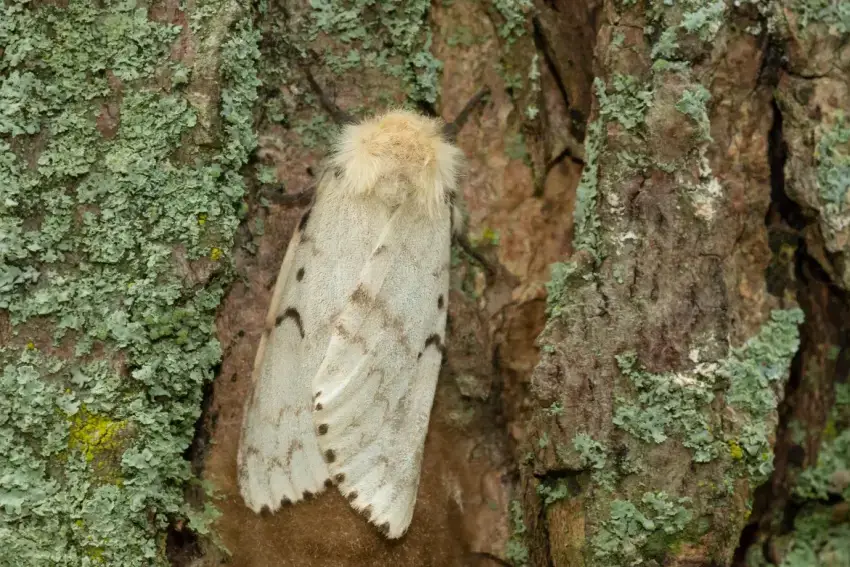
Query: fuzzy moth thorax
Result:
<box><xmin>329</xmin><ymin>110</ymin><xmax>464</xmax><ymax>218</ymax></box>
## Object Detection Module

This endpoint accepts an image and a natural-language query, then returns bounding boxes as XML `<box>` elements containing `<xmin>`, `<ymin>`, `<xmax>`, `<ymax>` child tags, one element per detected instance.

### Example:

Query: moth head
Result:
<box><xmin>329</xmin><ymin>110</ymin><xmax>464</xmax><ymax>218</ymax></box>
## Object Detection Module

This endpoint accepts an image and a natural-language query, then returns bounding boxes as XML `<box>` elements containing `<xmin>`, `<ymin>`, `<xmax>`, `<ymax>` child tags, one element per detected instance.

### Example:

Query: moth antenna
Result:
<box><xmin>302</xmin><ymin>65</ymin><xmax>356</xmax><ymax>126</ymax></box>
<box><xmin>455</xmin><ymin>232</ymin><xmax>496</xmax><ymax>276</ymax></box>
<box><xmin>442</xmin><ymin>87</ymin><xmax>490</xmax><ymax>142</ymax></box>
<box><xmin>261</xmin><ymin>184</ymin><xmax>316</xmax><ymax>206</ymax></box>
<box><xmin>415</xmin><ymin>99</ymin><xmax>439</xmax><ymax>118</ymax></box>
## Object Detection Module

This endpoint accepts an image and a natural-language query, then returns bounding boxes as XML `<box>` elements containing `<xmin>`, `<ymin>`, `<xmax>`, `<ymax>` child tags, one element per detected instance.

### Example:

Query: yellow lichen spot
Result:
<box><xmin>728</xmin><ymin>439</ymin><xmax>744</xmax><ymax>460</ymax></box>
<box><xmin>26</xmin><ymin>341</ymin><xmax>36</xmax><ymax>350</ymax></box>
<box><xmin>198</xmin><ymin>213</ymin><xmax>207</xmax><ymax>226</ymax></box>
<box><xmin>210</xmin><ymin>247</ymin><xmax>222</xmax><ymax>261</ymax></box>
<box><xmin>823</xmin><ymin>418</ymin><xmax>837</xmax><ymax>441</ymax></box>
<box><xmin>779</xmin><ymin>243</ymin><xmax>796</xmax><ymax>263</ymax></box>
<box><xmin>68</xmin><ymin>407</ymin><xmax>127</xmax><ymax>464</ymax></box>
<box><xmin>86</xmin><ymin>546</ymin><xmax>105</xmax><ymax>563</ymax></box>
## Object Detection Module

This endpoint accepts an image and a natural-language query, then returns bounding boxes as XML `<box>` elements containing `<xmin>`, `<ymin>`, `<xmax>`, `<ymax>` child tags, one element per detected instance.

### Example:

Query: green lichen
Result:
<box><xmin>545</xmin><ymin>261</ymin><xmax>583</xmax><ymax>317</ymax></box>
<box><xmin>492</xmin><ymin>0</ymin><xmax>533</xmax><ymax>41</ymax></box>
<box><xmin>815</xmin><ymin>113</ymin><xmax>850</xmax><ymax>216</ymax></box>
<box><xmin>613</xmin><ymin>309</ymin><xmax>804</xmax><ymax>480</ymax></box>
<box><xmin>506</xmin><ymin>499</ymin><xmax>530</xmax><ymax>566</ymax></box>
<box><xmin>613</xmin><ymin>352</ymin><xmax>720</xmax><ymax>463</ymax></box>
<box><xmin>592</xmin><ymin>492</ymin><xmax>692</xmax><ymax>564</ymax></box>
<box><xmin>778</xmin><ymin>505</ymin><xmax>850</xmax><ymax>567</ymax></box>
<box><xmin>545</xmin><ymin>401</ymin><xmax>564</xmax><ymax>416</ymax></box>
<box><xmin>596</xmin><ymin>75</ymin><xmax>654</xmax><ymax>132</ymax></box>
<box><xmin>306</xmin><ymin>0</ymin><xmax>443</xmax><ymax>103</ymax></box>
<box><xmin>570</xmin><ymin>432</ymin><xmax>617</xmax><ymax>489</ymax></box>
<box><xmin>536</xmin><ymin>478</ymin><xmax>570</xmax><ymax>506</ymax></box>
<box><xmin>795</xmin><ymin>383</ymin><xmax>850</xmax><ymax>502</ymax></box>
<box><xmin>572</xmin><ymin>433</ymin><xmax>608</xmax><ymax>471</ymax></box>
<box><xmin>675</xmin><ymin>85</ymin><xmax>712</xmax><ymax>142</ymax></box>
<box><xmin>0</xmin><ymin>0</ymin><xmax>259</xmax><ymax>564</ymax></box>
<box><xmin>572</xmin><ymin>119</ymin><xmax>604</xmax><ymax>258</ymax></box>
<box><xmin>645</xmin><ymin>0</ymin><xmax>728</xmax><ymax>61</ymax></box>
<box><xmin>791</xmin><ymin>0</ymin><xmax>850</xmax><ymax>35</ymax></box>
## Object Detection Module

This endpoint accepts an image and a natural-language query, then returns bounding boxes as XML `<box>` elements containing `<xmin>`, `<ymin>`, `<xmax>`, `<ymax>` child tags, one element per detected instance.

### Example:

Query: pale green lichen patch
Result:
<box><xmin>596</xmin><ymin>75</ymin><xmax>654</xmax><ymax>132</ymax></box>
<box><xmin>613</xmin><ymin>309</ymin><xmax>804</xmax><ymax>482</ymax></box>
<box><xmin>794</xmin><ymin>383</ymin><xmax>850</xmax><ymax>502</ymax></box>
<box><xmin>570</xmin><ymin>433</ymin><xmax>617</xmax><ymax>489</ymax></box>
<box><xmin>492</xmin><ymin>0</ymin><xmax>533</xmax><ymax>41</ymax></box>
<box><xmin>644</xmin><ymin>0</ymin><xmax>728</xmax><ymax>61</ymax></box>
<box><xmin>791</xmin><ymin>0</ymin><xmax>850</xmax><ymax>35</ymax></box>
<box><xmin>592</xmin><ymin>492</ymin><xmax>692</xmax><ymax>564</ymax></box>
<box><xmin>774</xmin><ymin>505</ymin><xmax>850</xmax><ymax>566</ymax></box>
<box><xmin>0</xmin><ymin>0</ymin><xmax>259</xmax><ymax>564</ymax></box>
<box><xmin>545</xmin><ymin>261</ymin><xmax>583</xmax><ymax>317</ymax></box>
<box><xmin>505</xmin><ymin>499</ymin><xmax>530</xmax><ymax>567</ymax></box>
<box><xmin>306</xmin><ymin>0</ymin><xmax>442</xmax><ymax>103</ymax></box>
<box><xmin>614</xmin><ymin>352</ymin><xmax>720</xmax><ymax>463</ymax></box>
<box><xmin>815</xmin><ymin>113</ymin><xmax>850</xmax><ymax>224</ymax></box>
<box><xmin>572</xmin><ymin>119</ymin><xmax>604</xmax><ymax>259</ymax></box>
<box><xmin>536</xmin><ymin>478</ymin><xmax>570</xmax><ymax>506</ymax></box>
<box><xmin>675</xmin><ymin>85</ymin><xmax>712</xmax><ymax>142</ymax></box>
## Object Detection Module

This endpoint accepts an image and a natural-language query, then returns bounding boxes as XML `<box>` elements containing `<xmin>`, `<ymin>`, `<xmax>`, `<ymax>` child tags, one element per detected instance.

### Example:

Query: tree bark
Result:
<box><xmin>0</xmin><ymin>1</ymin><xmax>256</xmax><ymax>565</ymax></box>
<box><xmin>3</xmin><ymin>1</ymin><xmax>848</xmax><ymax>566</ymax></box>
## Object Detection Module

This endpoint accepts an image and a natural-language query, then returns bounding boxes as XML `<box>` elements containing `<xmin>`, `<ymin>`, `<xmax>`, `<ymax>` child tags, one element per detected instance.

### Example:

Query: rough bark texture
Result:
<box><xmin>0</xmin><ymin>0</ymin><xmax>257</xmax><ymax>565</ymax></box>
<box><xmin>3</xmin><ymin>1</ymin><xmax>849</xmax><ymax>566</ymax></box>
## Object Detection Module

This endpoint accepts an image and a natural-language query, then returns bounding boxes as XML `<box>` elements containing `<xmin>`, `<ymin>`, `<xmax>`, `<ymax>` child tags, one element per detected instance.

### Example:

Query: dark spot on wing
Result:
<box><xmin>275</xmin><ymin>307</ymin><xmax>305</xmax><ymax>338</ymax></box>
<box><xmin>335</xmin><ymin>473</ymin><xmax>345</xmax><ymax>483</ymax></box>
<box><xmin>314</xmin><ymin>391</ymin><xmax>322</xmax><ymax>399</ymax></box>
<box><xmin>303</xmin><ymin>490</ymin><xmax>314</xmax><ymax>500</ymax></box>
<box><xmin>334</xmin><ymin>166</ymin><xmax>343</xmax><ymax>179</ymax></box>
<box><xmin>374</xmin><ymin>245</ymin><xmax>387</xmax><ymax>256</ymax></box>
<box><xmin>318</xmin><ymin>424</ymin><xmax>328</xmax><ymax>435</ymax></box>
<box><xmin>281</xmin><ymin>497</ymin><xmax>291</xmax><ymax>506</ymax></box>
<box><xmin>347</xmin><ymin>491</ymin><xmax>358</xmax><ymax>502</ymax></box>
<box><xmin>324</xmin><ymin>449</ymin><xmax>336</xmax><ymax>463</ymax></box>
<box><xmin>296</xmin><ymin>267</ymin><xmax>305</xmax><ymax>281</ymax></box>
<box><xmin>362</xmin><ymin>505</ymin><xmax>373</xmax><ymax>519</ymax></box>
<box><xmin>424</xmin><ymin>334</ymin><xmax>444</xmax><ymax>352</ymax></box>
<box><xmin>260</xmin><ymin>506</ymin><xmax>272</xmax><ymax>517</ymax></box>
<box><xmin>298</xmin><ymin>207</ymin><xmax>312</xmax><ymax>232</ymax></box>
<box><xmin>437</xmin><ymin>294</ymin><xmax>444</xmax><ymax>309</ymax></box>
<box><xmin>379</xmin><ymin>522</ymin><xmax>391</xmax><ymax>536</ymax></box>
<box><xmin>350</xmin><ymin>285</ymin><xmax>371</xmax><ymax>305</ymax></box>
<box><xmin>324</xmin><ymin>478</ymin><xmax>334</xmax><ymax>488</ymax></box>
<box><xmin>315</xmin><ymin>402</ymin><xmax>323</xmax><ymax>411</ymax></box>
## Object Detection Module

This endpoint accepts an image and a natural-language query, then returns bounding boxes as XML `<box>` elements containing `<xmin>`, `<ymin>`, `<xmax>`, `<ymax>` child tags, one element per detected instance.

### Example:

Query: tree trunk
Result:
<box><xmin>0</xmin><ymin>0</ymin><xmax>256</xmax><ymax>564</ymax></box>
<box><xmin>3</xmin><ymin>1</ymin><xmax>848</xmax><ymax>567</ymax></box>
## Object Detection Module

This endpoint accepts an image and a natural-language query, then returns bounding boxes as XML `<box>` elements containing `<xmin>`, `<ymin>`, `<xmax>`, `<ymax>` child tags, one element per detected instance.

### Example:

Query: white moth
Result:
<box><xmin>238</xmin><ymin>110</ymin><xmax>464</xmax><ymax>538</ymax></box>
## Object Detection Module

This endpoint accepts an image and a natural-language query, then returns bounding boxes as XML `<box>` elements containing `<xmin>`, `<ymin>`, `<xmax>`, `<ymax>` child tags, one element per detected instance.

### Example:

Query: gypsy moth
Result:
<box><xmin>238</xmin><ymin>95</ymin><xmax>487</xmax><ymax>538</ymax></box>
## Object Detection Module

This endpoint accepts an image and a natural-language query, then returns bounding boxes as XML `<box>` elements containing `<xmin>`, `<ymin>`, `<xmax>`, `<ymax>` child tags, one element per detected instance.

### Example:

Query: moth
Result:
<box><xmin>238</xmin><ymin>91</ymin><xmax>488</xmax><ymax>538</ymax></box>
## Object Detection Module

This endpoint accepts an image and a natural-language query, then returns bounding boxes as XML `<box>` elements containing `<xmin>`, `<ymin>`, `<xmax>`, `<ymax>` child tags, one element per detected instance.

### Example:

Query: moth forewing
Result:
<box><xmin>238</xmin><ymin>109</ymin><xmax>463</xmax><ymax>538</ymax></box>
